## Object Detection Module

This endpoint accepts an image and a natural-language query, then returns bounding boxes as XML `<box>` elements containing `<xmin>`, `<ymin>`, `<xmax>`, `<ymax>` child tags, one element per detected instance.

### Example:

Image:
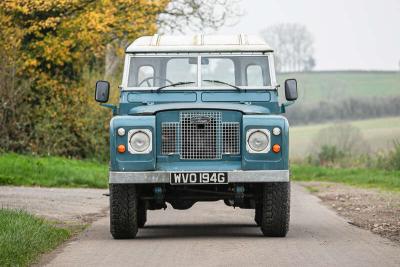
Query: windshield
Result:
<box><xmin>128</xmin><ymin>56</ymin><xmax>198</xmax><ymax>88</ymax></box>
<box><xmin>126</xmin><ymin>55</ymin><xmax>272</xmax><ymax>89</ymax></box>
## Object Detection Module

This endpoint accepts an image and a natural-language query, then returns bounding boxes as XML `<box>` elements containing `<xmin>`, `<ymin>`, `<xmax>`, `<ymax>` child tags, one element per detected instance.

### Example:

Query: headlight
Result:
<box><xmin>246</xmin><ymin>129</ymin><xmax>270</xmax><ymax>153</ymax></box>
<box><xmin>128</xmin><ymin>129</ymin><xmax>152</xmax><ymax>154</ymax></box>
<box><xmin>248</xmin><ymin>131</ymin><xmax>269</xmax><ymax>151</ymax></box>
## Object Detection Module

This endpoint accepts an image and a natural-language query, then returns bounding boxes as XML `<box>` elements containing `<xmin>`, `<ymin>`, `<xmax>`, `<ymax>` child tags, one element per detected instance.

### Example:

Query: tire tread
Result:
<box><xmin>110</xmin><ymin>184</ymin><xmax>138</xmax><ymax>239</ymax></box>
<box><xmin>260</xmin><ymin>182</ymin><xmax>290</xmax><ymax>237</ymax></box>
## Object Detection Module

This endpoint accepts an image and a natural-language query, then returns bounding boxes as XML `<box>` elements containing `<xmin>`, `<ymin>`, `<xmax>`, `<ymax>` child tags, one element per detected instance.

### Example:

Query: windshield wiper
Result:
<box><xmin>202</xmin><ymin>79</ymin><xmax>242</xmax><ymax>91</ymax></box>
<box><xmin>156</xmin><ymin>81</ymin><xmax>195</xmax><ymax>92</ymax></box>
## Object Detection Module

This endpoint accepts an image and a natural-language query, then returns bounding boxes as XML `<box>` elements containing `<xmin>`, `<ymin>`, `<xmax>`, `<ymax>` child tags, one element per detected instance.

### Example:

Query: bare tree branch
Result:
<box><xmin>261</xmin><ymin>23</ymin><xmax>315</xmax><ymax>73</ymax></box>
<box><xmin>158</xmin><ymin>0</ymin><xmax>242</xmax><ymax>34</ymax></box>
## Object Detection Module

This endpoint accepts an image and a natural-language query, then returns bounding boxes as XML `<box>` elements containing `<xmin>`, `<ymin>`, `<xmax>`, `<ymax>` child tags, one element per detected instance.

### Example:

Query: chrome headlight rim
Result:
<box><xmin>246</xmin><ymin>128</ymin><xmax>271</xmax><ymax>153</ymax></box>
<box><xmin>127</xmin><ymin>129</ymin><xmax>152</xmax><ymax>154</ymax></box>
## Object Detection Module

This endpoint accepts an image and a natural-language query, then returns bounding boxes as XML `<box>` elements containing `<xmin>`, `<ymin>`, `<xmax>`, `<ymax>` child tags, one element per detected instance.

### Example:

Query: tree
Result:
<box><xmin>0</xmin><ymin>0</ymin><xmax>240</xmax><ymax>158</ymax></box>
<box><xmin>261</xmin><ymin>23</ymin><xmax>315</xmax><ymax>73</ymax></box>
<box><xmin>158</xmin><ymin>0</ymin><xmax>242</xmax><ymax>33</ymax></box>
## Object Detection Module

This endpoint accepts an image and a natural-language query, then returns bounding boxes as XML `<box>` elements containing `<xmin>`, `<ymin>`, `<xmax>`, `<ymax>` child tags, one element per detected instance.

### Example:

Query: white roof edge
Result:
<box><xmin>126</xmin><ymin>34</ymin><xmax>273</xmax><ymax>53</ymax></box>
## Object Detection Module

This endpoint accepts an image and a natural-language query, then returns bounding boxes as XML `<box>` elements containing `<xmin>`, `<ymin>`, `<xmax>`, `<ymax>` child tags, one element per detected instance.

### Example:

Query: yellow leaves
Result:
<box><xmin>26</xmin><ymin>17</ymin><xmax>61</xmax><ymax>36</ymax></box>
<box><xmin>2</xmin><ymin>0</ymin><xmax>82</xmax><ymax>13</ymax></box>
<box><xmin>35</xmin><ymin>37</ymin><xmax>77</xmax><ymax>66</ymax></box>
<box><xmin>1</xmin><ymin>0</ymin><xmax>172</xmax><ymax>90</ymax></box>
<box><xmin>24</xmin><ymin>58</ymin><xmax>39</xmax><ymax>67</ymax></box>
<box><xmin>1</xmin><ymin>0</ymin><xmax>172</xmax><ymax>158</ymax></box>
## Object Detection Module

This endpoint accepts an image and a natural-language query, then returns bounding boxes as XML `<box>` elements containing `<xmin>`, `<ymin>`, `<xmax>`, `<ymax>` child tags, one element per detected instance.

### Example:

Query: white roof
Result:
<box><xmin>126</xmin><ymin>34</ymin><xmax>273</xmax><ymax>53</ymax></box>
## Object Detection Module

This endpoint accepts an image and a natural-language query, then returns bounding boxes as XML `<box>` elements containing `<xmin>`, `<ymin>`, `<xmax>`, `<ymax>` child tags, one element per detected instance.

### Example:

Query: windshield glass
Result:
<box><xmin>128</xmin><ymin>57</ymin><xmax>197</xmax><ymax>88</ymax></box>
<box><xmin>127</xmin><ymin>55</ymin><xmax>272</xmax><ymax>89</ymax></box>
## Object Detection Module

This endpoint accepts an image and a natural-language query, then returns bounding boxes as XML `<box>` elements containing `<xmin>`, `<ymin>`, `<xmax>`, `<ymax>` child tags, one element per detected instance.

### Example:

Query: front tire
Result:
<box><xmin>260</xmin><ymin>182</ymin><xmax>290</xmax><ymax>237</ymax></box>
<box><xmin>110</xmin><ymin>184</ymin><xmax>138</xmax><ymax>239</ymax></box>
<box><xmin>255</xmin><ymin>206</ymin><xmax>261</xmax><ymax>226</ymax></box>
<box><xmin>138</xmin><ymin>200</ymin><xmax>147</xmax><ymax>228</ymax></box>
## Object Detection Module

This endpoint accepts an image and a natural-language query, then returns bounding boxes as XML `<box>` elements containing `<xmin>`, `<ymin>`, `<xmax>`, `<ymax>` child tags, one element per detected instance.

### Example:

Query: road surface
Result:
<box><xmin>0</xmin><ymin>186</ymin><xmax>107</xmax><ymax>224</ymax></box>
<box><xmin>42</xmin><ymin>184</ymin><xmax>399</xmax><ymax>267</ymax></box>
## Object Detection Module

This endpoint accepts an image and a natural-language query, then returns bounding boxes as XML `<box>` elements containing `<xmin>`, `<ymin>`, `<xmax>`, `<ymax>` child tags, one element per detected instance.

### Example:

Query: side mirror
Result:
<box><xmin>284</xmin><ymin>79</ymin><xmax>298</xmax><ymax>101</ymax></box>
<box><xmin>95</xmin><ymin>80</ymin><xmax>110</xmax><ymax>103</ymax></box>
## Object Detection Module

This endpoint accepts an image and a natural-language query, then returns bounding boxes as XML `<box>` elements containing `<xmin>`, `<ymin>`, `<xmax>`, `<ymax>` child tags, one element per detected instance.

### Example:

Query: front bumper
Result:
<box><xmin>109</xmin><ymin>170</ymin><xmax>289</xmax><ymax>184</ymax></box>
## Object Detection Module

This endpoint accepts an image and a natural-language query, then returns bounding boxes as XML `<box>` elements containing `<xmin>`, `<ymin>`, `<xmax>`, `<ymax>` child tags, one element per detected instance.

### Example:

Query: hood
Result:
<box><xmin>128</xmin><ymin>102</ymin><xmax>270</xmax><ymax>115</ymax></box>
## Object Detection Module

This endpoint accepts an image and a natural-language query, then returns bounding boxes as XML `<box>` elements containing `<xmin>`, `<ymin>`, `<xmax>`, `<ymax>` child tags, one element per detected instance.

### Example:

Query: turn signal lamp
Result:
<box><xmin>117</xmin><ymin>144</ymin><xmax>126</xmax><ymax>153</ymax></box>
<box><xmin>272</xmin><ymin>144</ymin><xmax>281</xmax><ymax>153</ymax></box>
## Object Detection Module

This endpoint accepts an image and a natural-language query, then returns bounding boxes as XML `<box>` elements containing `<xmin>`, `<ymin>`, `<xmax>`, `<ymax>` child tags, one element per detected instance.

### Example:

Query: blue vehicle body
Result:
<box><xmin>109</xmin><ymin>90</ymin><xmax>289</xmax><ymax>173</ymax></box>
<box><xmin>97</xmin><ymin>35</ymin><xmax>298</xmax><ymax>238</ymax></box>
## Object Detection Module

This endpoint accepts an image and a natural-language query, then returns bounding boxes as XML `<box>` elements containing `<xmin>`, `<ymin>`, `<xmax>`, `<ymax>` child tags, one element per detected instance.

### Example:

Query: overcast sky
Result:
<box><xmin>215</xmin><ymin>0</ymin><xmax>400</xmax><ymax>71</ymax></box>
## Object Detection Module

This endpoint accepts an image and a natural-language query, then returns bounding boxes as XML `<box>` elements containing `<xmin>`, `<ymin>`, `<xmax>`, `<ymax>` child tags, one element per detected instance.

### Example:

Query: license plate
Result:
<box><xmin>170</xmin><ymin>172</ymin><xmax>228</xmax><ymax>185</ymax></box>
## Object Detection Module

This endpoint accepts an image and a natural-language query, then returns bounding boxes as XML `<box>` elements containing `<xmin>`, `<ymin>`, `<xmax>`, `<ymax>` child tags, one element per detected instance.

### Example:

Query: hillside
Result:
<box><xmin>290</xmin><ymin>116</ymin><xmax>400</xmax><ymax>158</ymax></box>
<box><xmin>277</xmin><ymin>71</ymin><xmax>400</xmax><ymax>105</ymax></box>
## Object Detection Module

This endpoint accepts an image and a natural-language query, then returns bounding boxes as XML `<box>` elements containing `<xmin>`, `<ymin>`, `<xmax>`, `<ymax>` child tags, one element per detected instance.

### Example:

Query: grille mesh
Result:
<box><xmin>161</xmin><ymin>111</ymin><xmax>240</xmax><ymax>160</ymax></box>
<box><xmin>222</xmin><ymin>122</ymin><xmax>240</xmax><ymax>154</ymax></box>
<box><xmin>161</xmin><ymin>122</ymin><xmax>178</xmax><ymax>154</ymax></box>
<box><xmin>180</xmin><ymin>111</ymin><xmax>221</xmax><ymax>160</ymax></box>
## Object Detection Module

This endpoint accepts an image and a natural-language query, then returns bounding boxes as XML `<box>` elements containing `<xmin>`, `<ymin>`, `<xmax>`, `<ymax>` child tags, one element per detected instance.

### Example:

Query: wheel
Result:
<box><xmin>260</xmin><ymin>182</ymin><xmax>290</xmax><ymax>237</ymax></box>
<box><xmin>224</xmin><ymin>199</ymin><xmax>233</xmax><ymax>207</ymax></box>
<box><xmin>110</xmin><ymin>184</ymin><xmax>138</xmax><ymax>239</ymax></box>
<box><xmin>254</xmin><ymin>205</ymin><xmax>261</xmax><ymax>226</ymax></box>
<box><xmin>138</xmin><ymin>201</ymin><xmax>147</xmax><ymax>228</ymax></box>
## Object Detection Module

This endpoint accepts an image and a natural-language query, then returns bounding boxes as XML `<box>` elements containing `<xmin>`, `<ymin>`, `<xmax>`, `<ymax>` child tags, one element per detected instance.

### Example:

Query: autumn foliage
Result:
<box><xmin>0</xmin><ymin>0</ymin><xmax>239</xmax><ymax>160</ymax></box>
<box><xmin>0</xmin><ymin>0</ymin><xmax>169</xmax><ymax>160</ymax></box>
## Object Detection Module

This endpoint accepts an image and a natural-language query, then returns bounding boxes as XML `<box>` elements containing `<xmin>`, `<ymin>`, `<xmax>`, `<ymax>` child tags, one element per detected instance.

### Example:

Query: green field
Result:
<box><xmin>278</xmin><ymin>71</ymin><xmax>400</xmax><ymax>105</ymax></box>
<box><xmin>0</xmin><ymin>153</ymin><xmax>108</xmax><ymax>188</ymax></box>
<box><xmin>290</xmin><ymin>116</ymin><xmax>400</xmax><ymax>158</ymax></box>
<box><xmin>291</xmin><ymin>164</ymin><xmax>400</xmax><ymax>192</ymax></box>
<box><xmin>0</xmin><ymin>209</ymin><xmax>70</xmax><ymax>266</ymax></box>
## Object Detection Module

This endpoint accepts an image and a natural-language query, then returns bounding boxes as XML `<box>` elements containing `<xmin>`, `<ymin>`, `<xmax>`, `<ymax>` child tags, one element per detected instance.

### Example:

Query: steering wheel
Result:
<box><xmin>138</xmin><ymin>76</ymin><xmax>173</xmax><ymax>87</ymax></box>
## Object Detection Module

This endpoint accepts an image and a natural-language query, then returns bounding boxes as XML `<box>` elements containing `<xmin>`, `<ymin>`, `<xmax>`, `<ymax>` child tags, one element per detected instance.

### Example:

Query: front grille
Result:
<box><xmin>161</xmin><ymin>111</ymin><xmax>240</xmax><ymax>160</ymax></box>
<box><xmin>180</xmin><ymin>111</ymin><xmax>221</xmax><ymax>159</ymax></box>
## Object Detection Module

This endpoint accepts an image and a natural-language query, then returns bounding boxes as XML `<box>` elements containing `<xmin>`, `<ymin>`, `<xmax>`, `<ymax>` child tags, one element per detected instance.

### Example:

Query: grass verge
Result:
<box><xmin>291</xmin><ymin>164</ymin><xmax>400</xmax><ymax>192</ymax></box>
<box><xmin>1</xmin><ymin>153</ymin><xmax>399</xmax><ymax>192</ymax></box>
<box><xmin>0</xmin><ymin>209</ymin><xmax>70</xmax><ymax>267</ymax></box>
<box><xmin>0</xmin><ymin>153</ymin><xmax>108</xmax><ymax>188</ymax></box>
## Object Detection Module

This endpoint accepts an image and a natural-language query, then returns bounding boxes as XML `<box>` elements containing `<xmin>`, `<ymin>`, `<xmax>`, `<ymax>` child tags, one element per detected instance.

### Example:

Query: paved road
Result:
<box><xmin>44</xmin><ymin>184</ymin><xmax>400</xmax><ymax>267</ymax></box>
<box><xmin>0</xmin><ymin>186</ymin><xmax>107</xmax><ymax>224</ymax></box>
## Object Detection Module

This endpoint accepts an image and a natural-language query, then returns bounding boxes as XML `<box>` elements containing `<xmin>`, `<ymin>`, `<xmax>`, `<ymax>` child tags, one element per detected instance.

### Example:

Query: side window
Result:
<box><xmin>246</xmin><ymin>65</ymin><xmax>263</xmax><ymax>86</ymax></box>
<box><xmin>137</xmin><ymin>66</ymin><xmax>154</xmax><ymax>87</ymax></box>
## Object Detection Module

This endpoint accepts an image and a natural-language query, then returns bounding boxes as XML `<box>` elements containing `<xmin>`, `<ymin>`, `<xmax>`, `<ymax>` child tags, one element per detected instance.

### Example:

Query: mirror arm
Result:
<box><xmin>281</xmin><ymin>101</ymin><xmax>295</xmax><ymax>113</ymax></box>
<box><xmin>100</xmin><ymin>103</ymin><xmax>118</xmax><ymax>115</ymax></box>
